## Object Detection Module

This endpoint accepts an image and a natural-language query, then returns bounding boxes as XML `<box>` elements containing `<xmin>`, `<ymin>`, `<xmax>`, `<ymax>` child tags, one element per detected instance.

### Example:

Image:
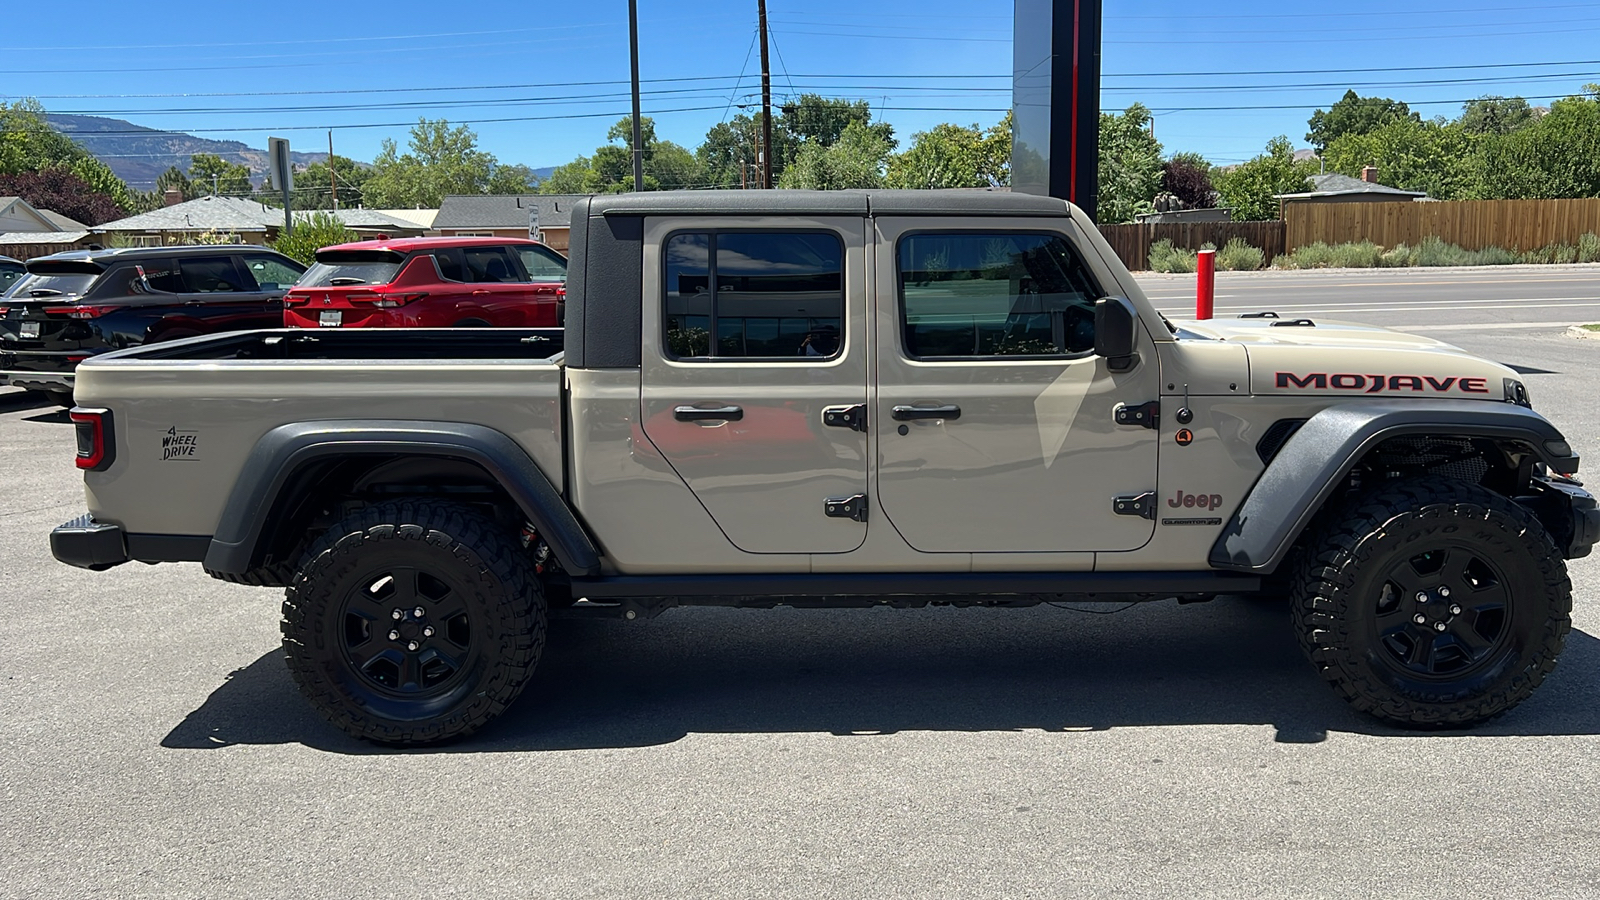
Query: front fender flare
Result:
<box><xmin>1209</xmin><ymin>400</ymin><xmax>1576</xmax><ymax>574</ymax></box>
<box><xmin>202</xmin><ymin>420</ymin><xmax>600</xmax><ymax>577</ymax></box>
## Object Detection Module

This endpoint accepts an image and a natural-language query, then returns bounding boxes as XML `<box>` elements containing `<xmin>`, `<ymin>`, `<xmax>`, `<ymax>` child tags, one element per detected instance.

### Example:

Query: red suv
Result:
<box><xmin>283</xmin><ymin>236</ymin><xmax>567</xmax><ymax>329</ymax></box>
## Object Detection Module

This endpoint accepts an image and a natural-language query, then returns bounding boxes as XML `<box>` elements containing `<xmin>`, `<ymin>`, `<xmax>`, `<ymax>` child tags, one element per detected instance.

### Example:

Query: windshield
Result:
<box><xmin>298</xmin><ymin>259</ymin><xmax>403</xmax><ymax>287</ymax></box>
<box><xmin>12</xmin><ymin>273</ymin><xmax>97</xmax><ymax>298</ymax></box>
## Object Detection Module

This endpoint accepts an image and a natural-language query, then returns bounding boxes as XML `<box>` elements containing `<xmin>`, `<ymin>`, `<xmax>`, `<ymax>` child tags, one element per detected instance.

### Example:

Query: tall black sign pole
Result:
<box><xmin>758</xmin><ymin>0</ymin><xmax>773</xmax><ymax>189</ymax></box>
<box><xmin>629</xmin><ymin>0</ymin><xmax>644</xmax><ymax>192</ymax></box>
<box><xmin>1011</xmin><ymin>0</ymin><xmax>1102</xmax><ymax>221</ymax></box>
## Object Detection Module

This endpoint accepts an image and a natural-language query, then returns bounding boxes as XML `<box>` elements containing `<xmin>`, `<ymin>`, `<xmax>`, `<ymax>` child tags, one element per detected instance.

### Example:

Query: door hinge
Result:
<box><xmin>824</xmin><ymin>494</ymin><xmax>868</xmax><ymax>522</ymax></box>
<box><xmin>1114</xmin><ymin>400</ymin><xmax>1160</xmax><ymax>429</ymax></box>
<box><xmin>1112</xmin><ymin>491</ymin><xmax>1157</xmax><ymax>520</ymax></box>
<box><xmin>822</xmin><ymin>404</ymin><xmax>867</xmax><ymax>432</ymax></box>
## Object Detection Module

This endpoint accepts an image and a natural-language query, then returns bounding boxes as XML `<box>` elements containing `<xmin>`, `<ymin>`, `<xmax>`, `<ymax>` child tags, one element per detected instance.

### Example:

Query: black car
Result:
<box><xmin>0</xmin><ymin>255</ymin><xmax>25</xmax><ymax>297</ymax></box>
<box><xmin>0</xmin><ymin>245</ymin><xmax>306</xmax><ymax>405</ymax></box>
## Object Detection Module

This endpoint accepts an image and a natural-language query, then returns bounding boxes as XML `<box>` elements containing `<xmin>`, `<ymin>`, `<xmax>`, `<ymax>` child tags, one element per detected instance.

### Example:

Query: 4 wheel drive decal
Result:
<box><xmin>1275</xmin><ymin>372</ymin><xmax>1490</xmax><ymax>394</ymax></box>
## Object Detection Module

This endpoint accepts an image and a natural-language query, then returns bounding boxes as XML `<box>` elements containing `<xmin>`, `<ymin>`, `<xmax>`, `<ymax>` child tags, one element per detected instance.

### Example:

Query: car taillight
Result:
<box><xmin>283</xmin><ymin>292</ymin><xmax>311</xmax><ymax>307</ymax></box>
<box><xmin>362</xmin><ymin>292</ymin><xmax>427</xmax><ymax>309</ymax></box>
<box><xmin>70</xmin><ymin>408</ymin><xmax>114</xmax><ymax>471</ymax></box>
<box><xmin>45</xmin><ymin>306</ymin><xmax>118</xmax><ymax>319</ymax></box>
<box><xmin>556</xmin><ymin>286</ymin><xmax>566</xmax><ymax>298</ymax></box>
<box><xmin>0</xmin><ymin>306</ymin><xmax>9</xmax><ymax>315</ymax></box>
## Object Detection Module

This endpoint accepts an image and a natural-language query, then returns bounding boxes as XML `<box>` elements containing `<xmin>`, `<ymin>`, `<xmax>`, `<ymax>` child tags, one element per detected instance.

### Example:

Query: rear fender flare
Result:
<box><xmin>1209</xmin><ymin>400</ymin><xmax>1576</xmax><ymax>574</ymax></box>
<box><xmin>202</xmin><ymin>420</ymin><xmax>599</xmax><ymax>576</ymax></box>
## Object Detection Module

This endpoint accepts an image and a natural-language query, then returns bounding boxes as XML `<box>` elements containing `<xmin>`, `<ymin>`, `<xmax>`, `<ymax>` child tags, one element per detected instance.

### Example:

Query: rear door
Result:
<box><xmin>162</xmin><ymin>254</ymin><xmax>280</xmax><ymax>337</ymax></box>
<box><xmin>872</xmin><ymin>218</ymin><xmax>1160</xmax><ymax>553</ymax></box>
<box><xmin>511</xmin><ymin>244</ymin><xmax>567</xmax><ymax>325</ymax></box>
<box><xmin>456</xmin><ymin>245</ymin><xmax>535</xmax><ymax>325</ymax></box>
<box><xmin>639</xmin><ymin>219</ymin><xmax>869</xmax><ymax>554</ymax></box>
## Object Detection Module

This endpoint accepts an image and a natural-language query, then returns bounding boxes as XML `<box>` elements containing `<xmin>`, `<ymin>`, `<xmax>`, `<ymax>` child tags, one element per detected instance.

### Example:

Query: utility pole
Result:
<box><xmin>758</xmin><ymin>0</ymin><xmax>773</xmax><ymax>189</ymax></box>
<box><xmin>328</xmin><ymin>130</ymin><xmax>339</xmax><ymax>210</ymax></box>
<box><xmin>628</xmin><ymin>0</ymin><xmax>644</xmax><ymax>192</ymax></box>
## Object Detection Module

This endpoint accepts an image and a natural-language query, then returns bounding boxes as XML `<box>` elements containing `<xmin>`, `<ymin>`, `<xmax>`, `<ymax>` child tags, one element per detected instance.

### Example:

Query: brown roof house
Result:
<box><xmin>0</xmin><ymin>196</ymin><xmax>98</xmax><ymax>260</ymax></box>
<box><xmin>434</xmin><ymin>194</ymin><xmax>582</xmax><ymax>253</ymax></box>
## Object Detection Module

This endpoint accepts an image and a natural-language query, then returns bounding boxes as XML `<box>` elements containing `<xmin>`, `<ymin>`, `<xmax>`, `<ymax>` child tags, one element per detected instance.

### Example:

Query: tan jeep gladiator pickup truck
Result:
<box><xmin>50</xmin><ymin>190</ymin><xmax>1599</xmax><ymax>744</ymax></box>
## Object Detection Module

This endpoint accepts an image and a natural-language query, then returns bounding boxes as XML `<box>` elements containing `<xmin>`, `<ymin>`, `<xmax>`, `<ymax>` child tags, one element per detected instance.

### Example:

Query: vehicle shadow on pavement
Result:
<box><xmin>0</xmin><ymin>391</ymin><xmax>52</xmax><ymax>414</ymax></box>
<box><xmin>161</xmin><ymin>598</ymin><xmax>1600</xmax><ymax>754</ymax></box>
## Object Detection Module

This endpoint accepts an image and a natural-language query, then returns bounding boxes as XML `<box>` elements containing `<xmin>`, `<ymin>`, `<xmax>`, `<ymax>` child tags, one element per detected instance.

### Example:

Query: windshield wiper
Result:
<box><xmin>328</xmin><ymin>276</ymin><xmax>367</xmax><ymax>286</ymax></box>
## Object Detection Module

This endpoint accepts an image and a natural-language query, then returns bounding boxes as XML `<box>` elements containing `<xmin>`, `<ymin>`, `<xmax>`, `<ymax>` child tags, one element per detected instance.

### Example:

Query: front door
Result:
<box><xmin>640</xmin><ymin>218</ymin><xmax>869</xmax><ymax>554</ymax></box>
<box><xmin>872</xmin><ymin>219</ymin><xmax>1160</xmax><ymax>553</ymax></box>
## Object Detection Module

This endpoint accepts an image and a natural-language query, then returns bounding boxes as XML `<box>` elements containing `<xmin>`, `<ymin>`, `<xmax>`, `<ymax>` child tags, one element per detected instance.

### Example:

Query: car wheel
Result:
<box><xmin>281</xmin><ymin>500</ymin><xmax>546</xmax><ymax>745</ymax></box>
<box><xmin>1293</xmin><ymin>477</ymin><xmax>1570</xmax><ymax>728</ymax></box>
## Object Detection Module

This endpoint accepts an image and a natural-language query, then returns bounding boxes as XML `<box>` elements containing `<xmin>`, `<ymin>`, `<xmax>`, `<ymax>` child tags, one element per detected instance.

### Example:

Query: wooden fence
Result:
<box><xmin>1098</xmin><ymin>221</ymin><xmax>1286</xmax><ymax>271</ymax></box>
<box><xmin>1285</xmin><ymin>198</ymin><xmax>1600</xmax><ymax>253</ymax></box>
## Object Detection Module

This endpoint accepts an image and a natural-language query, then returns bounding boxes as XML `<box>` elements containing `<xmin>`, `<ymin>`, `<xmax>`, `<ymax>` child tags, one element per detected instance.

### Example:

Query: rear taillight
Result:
<box><xmin>45</xmin><ymin>306</ymin><xmax>118</xmax><ymax>319</ymax></box>
<box><xmin>71</xmin><ymin>408</ymin><xmax>114</xmax><ymax>471</ymax></box>
<box><xmin>364</xmin><ymin>292</ymin><xmax>426</xmax><ymax>309</ymax></box>
<box><xmin>283</xmin><ymin>292</ymin><xmax>311</xmax><ymax>307</ymax></box>
<box><xmin>0</xmin><ymin>306</ymin><xmax>9</xmax><ymax>315</ymax></box>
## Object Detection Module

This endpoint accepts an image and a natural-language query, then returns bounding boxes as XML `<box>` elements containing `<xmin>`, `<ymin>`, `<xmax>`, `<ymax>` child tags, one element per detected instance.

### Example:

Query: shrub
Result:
<box><xmin>1328</xmin><ymin>240</ymin><xmax>1384</xmax><ymax>268</ymax></box>
<box><xmin>1215</xmin><ymin>237</ymin><xmax>1264</xmax><ymax>271</ymax></box>
<box><xmin>1381</xmin><ymin>243</ymin><xmax>1415</xmax><ymax>267</ymax></box>
<box><xmin>270</xmin><ymin>211</ymin><xmax>357</xmax><ymax>265</ymax></box>
<box><xmin>1579</xmin><ymin>232</ymin><xmax>1600</xmax><ymax>264</ymax></box>
<box><xmin>1475</xmin><ymin>245</ymin><xmax>1517</xmax><ymax>266</ymax></box>
<box><xmin>1147</xmin><ymin>238</ymin><xmax>1197</xmax><ymax>273</ymax></box>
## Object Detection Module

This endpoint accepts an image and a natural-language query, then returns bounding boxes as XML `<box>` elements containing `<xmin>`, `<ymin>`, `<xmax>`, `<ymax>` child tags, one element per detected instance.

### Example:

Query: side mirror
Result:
<box><xmin>1094</xmin><ymin>296</ymin><xmax>1139</xmax><ymax>370</ymax></box>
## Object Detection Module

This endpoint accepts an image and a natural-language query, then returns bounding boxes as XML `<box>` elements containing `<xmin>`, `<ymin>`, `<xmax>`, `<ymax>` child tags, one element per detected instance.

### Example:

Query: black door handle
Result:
<box><xmin>674</xmin><ymin>405</ymin><xmax>744</xmax><ymax>422</ymax></box>
<box><xmin>891</xmin><ymin>404</ymin><xmax>961</xmax><ymax>421</ymax></box>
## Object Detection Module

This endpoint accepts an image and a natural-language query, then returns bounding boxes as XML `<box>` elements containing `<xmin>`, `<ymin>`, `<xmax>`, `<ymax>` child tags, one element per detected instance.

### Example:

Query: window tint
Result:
<box><xmin>98</xmin><ymin>260</ymin><xmax>183</xmax><ymax>297</ymax></box>
<box><xmin>178</xmin><ymin>257</ymin><xmax>244</xmax><ymax>293</ymax></box>
<box><xmin>663</xmin><ymin>231</ymin><xmax>843</xmax><ymax>359</ymax></box>
<box><xmin>432</xmin><ymin>248</ymin><xmax>466</xmax><ymax>282</ymax></box>
<box><xmin>243</xmin><ymin>256</ymin><xmax>305</xmax><ymax>290</ymax></box>
<box><xmin>515</xmin><ymin>246</ymin><xmax>567</xmax><ymax>282</ymax></box>
<box><xmin>463</xmin><ymin>247</ymin><xmax>517</xmax><ymax>283</ymax></box>
<box><xmin>0</xmin><ymin>262</ymin><xmax>24</xmax><ymax>295</ymax></box>
<box><xmin>15</xmin><ymin>273</ymin><xmax>96</xmax><ymax>298</ymax></box>
<box><xmin>898</xmin><ymin>232</ymin><xmax>1102</xmax><ymax>358</ymax></box>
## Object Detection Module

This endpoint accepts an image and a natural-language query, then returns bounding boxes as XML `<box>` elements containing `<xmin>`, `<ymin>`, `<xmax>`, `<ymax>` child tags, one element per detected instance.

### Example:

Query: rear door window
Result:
<box><xmin>462</xmin><ymin>247</ymin><xmax>518</xmax><ymax>283</ymax></box>
<box><xmin>663</xmin><ymin>231</ymin><xmax>844</xmax><ymax>359</ymax></box>
<box><xmin>95</xmin><ymin>259</ymin><xmax>183</xmax><ymax>297</ymax></box>
<box><xmin>0</xmin><ymin>262</ymin><xmax>25</xmax><ymax>295</ymax></box>
<box><xmin>178</xmin><ymin>256</ymin><xmax>248</xmax><ymax>293</ymax></box>
<box><xmin>515</xmin><ymin>246</ymin><xmax>567</xmax><ymax>282</ymax></box>
<box><xmin>432</xmin><ymin>248</ymin><xmax>467</xmax><ymax>282</ymax></box>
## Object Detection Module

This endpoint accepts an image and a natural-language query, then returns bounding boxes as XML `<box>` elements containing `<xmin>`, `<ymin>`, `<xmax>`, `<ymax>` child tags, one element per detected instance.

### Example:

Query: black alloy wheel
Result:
<box><xmin>283</xmin><ymin>500</ymin><xmax>546</xmax><ymax>745</ymax></box>
<box><xmin>1293</xmin><ymin>477</ymin><xmax>1570</xmax><ymax>728</ymax></box>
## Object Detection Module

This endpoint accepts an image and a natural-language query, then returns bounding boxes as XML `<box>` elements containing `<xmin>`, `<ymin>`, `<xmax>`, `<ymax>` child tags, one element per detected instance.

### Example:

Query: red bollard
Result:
<box><xmin>1196</xmin><ymin>248</ymin><xmax>1216</xmax><ymax>320</ymax></box>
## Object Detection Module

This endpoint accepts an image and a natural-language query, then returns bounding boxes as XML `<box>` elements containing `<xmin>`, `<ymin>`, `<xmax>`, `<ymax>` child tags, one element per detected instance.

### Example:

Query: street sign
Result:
<box><xmin>268</xmin><ymin>137</ymin><xmax>293</xmax><ymax>234</ymax></box>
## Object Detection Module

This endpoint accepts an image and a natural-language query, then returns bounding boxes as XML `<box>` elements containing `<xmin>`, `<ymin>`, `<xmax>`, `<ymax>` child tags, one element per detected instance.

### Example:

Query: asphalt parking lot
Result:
<box><xmin>4</xmin><ymin>266</ymin><xmax>1600</xmax><ymax>898</ymax></box>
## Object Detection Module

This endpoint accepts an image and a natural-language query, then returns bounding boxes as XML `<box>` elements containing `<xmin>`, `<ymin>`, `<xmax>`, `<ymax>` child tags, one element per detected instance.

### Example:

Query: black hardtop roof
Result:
<box><xmin>25</xmin><ymin>244</ymin><xmax>295</xmax><ymax>269</ymax></box>
<box><xmin>580</xmin><ymin>189</ymin><xmax>1072</xmax><ymax>218</ymax></box>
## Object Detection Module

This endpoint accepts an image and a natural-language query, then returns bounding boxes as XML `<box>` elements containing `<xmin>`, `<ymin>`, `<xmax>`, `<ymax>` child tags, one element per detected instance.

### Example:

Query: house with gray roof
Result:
<box><xmin>433</xmin><ymin>194</ymin><xmax>581</xmax><ymax>253</ymax></box>
<box><xmin>93</xmin><ymin>194</ymin><xmax>427</xmax><ymax>245</ymax></box>
<box><xmin>1275</xmin><ymin>168</ymin><xmax>1428</xmax><ymax>217</ymax></box>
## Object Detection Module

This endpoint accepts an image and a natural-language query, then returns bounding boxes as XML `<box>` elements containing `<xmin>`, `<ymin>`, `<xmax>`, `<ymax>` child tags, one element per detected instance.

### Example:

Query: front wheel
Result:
<box><xmin>1292</xmin><ymin>478</ymin><xmax>1570</xmax><ymax>728</ymax></box>
<box><xmin>281</xmin><ymin>500</ymin><xmax>546</xmax><ymax>744</ymax></box>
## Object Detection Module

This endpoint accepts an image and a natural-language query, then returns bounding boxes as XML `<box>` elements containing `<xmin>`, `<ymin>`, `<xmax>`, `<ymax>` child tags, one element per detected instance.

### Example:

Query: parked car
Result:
<box><xmin>0</xmin><ymin>255</ymin><xmax>26</xmax><ymax>297</ymax></box>
<box><xmin>0</xmin><ymin>245</ymin><xmax>305</xmax><ymax>405</ymax></box>
<box><xmin>282</xmin><ymin>236</ymin><xmax>567</xmax><ymax>330</ymax></box>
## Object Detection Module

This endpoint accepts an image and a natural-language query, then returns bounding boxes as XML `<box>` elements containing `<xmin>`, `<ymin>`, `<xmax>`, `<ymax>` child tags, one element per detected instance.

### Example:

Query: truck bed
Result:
<box><xmin>73</xmin><ymin>328</ymin><xmax>567</xmax><ymax>539</ymax></box>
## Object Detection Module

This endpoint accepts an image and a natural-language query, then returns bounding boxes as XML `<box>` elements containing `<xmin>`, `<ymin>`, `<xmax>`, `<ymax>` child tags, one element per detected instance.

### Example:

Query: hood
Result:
<box><xmin>1171</xmin><ymin>316</ymin><xmax>1523</xmax><ymax>402</ymax></box>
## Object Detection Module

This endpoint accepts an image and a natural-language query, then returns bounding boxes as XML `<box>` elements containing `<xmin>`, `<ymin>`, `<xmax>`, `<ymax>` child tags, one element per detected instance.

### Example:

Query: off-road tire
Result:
<box><xmin>282</xmin><ymin>500</ymin><xmax>546</xmax><ymax>744</ymax></box>
<box><xmin>1293</xmin><ymin>477</ymin><xmax>1570</xmax><ymax>728</ymax></box>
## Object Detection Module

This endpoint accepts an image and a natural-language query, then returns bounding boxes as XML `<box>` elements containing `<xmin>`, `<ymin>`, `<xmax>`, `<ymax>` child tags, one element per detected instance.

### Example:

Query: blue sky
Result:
<box><xmin>6</xmin><ymin>0</ymin><xmax>1599</xmax><ymax>186</ymax></box>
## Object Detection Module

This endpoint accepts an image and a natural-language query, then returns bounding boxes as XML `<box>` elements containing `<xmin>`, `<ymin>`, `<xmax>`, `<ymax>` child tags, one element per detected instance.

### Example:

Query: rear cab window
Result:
<box><xmin>299</xmin><ymin>250</ymin><xmax>405</xmax><ymax>287</ymax></box>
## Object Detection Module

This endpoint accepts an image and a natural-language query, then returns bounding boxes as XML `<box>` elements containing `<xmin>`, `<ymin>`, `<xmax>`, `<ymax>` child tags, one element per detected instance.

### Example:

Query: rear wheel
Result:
<box><xmin>281</xmin><ymin>500</ymin><xmax>546</xmax><ymax>744</ymax></box>
<box><xmin>1293</xmin><ymin>478</ymin><xmax>1570</xmax><ymax>728</ymax></box>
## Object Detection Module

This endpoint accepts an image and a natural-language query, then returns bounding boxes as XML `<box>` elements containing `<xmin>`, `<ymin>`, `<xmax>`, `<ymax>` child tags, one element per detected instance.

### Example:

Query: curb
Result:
<box><xmin>1566</xmin><ymin>325</ymin><xmax>1600</xmax><ymax>340</ymax></box>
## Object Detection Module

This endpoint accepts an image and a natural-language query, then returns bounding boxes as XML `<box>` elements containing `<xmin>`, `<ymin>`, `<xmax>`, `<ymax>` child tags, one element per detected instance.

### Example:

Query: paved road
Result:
<box><xmin>3</xmin><ymin>273</ymin><xmax>1600</xmax><ymax>898</ymax></box>
<box><xmin>1136</xmin><ymin>263</ymin><xmax>1600</xmax><ymax>332</ymax></box>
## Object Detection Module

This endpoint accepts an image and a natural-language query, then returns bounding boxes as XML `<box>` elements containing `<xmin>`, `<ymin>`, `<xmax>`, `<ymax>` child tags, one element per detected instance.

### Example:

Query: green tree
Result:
<box><xmin>1214</xmin><ymin>136</ymin><xmax>1316</xmax><ymax>221</ymax></box>
<box><xmin>363</xmin><ymin>118</ymin><xmax>496</xmax><ymax>207</ymax></box>
<box><xmin>1306</xmin><ymin>90</ymin><xmax>1421</xmax><ymax>153</ymax></box>
<box><xmin>539</xmin><ymin>116</ymin><xmax>702</xmax><ymax>193</ymax></box>
<box><xmin>1474</xmin><ymin>89</ymin><xmax>1600</xmax><ymax>199</ymax></box>
<box><xmin>886</xmin><ymin>111</ymin><xmax>1012</xmax><ymax>189</ymax></box>
<box><xmin>697</xmin><ymin>114</ymin><xmax>789</xmax><ymax>188</ymax></box>
<box><xmin>155</xmin><ymin>165</ymin><xmax>194</xmax><ymax>200</ymax></box>
<box><xmin>1097</xmin><ymin>104</ymin><xmax>1164</xmax><ymax>224</ymax></box>
<box><xmin>270</xmin><ymin>210</ymin><xmax>357</xmax><ymax>266</ymax></box>
<box><xmin>781</xmin><ymin>94</ymin><xmax>892</xmax><ymax>147</ymax></box>
<box><xmin>1458</xmin><ymin>95</ymin><xmax>1535</xmax><ymax>136</ymax></box>
<box><xmin>291</xmin><ymin>154</ymin><xmax>373</xmax><ymax>208</ymax></box>
<box><xmin>0</xmin><ymin>98</ymin><xmax>136</xmax><ymax>214</ymax></box>
<box><xmin>1323</xmin><ymin>119</ymin><xmax>1479</xmax><ymax>200</ymax></box>
<box><xmin>487</xmin><ymin>163</ymin><xmax>540</xmax><ymax>195</ymax></box>
<box><xmin>779</xmin><ymin>121</ymin><xmax>894</xmax><ymax>189</ymax></box>
<box><xmin>538</xmin><ymin>157</ymin><xmax>593</xmax><ymax>194</ymax></box>
<box><xmin>187</xmin><ymin>153</ymin><xmax>253</xmax><ymax>196</ymax></box>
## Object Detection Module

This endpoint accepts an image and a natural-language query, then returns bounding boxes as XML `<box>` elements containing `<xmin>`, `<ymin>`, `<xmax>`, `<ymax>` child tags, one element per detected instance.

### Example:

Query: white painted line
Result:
<box><xmin>1392</xmin><ymin>321</ymin><xmax>1580</xmax><ymax>332</ymax></box>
